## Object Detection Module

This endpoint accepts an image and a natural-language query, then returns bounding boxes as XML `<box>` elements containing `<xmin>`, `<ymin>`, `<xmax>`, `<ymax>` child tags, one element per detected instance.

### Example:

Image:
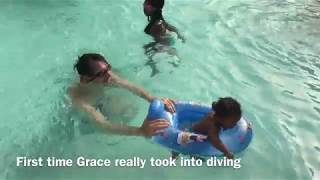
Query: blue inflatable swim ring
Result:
<box><xmin>146</xmin><ymin>100</ymin><xmax>253</xmax><ymax>157</ymax></box>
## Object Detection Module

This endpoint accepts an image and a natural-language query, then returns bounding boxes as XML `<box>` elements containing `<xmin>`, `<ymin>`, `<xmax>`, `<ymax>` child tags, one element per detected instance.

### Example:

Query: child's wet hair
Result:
<box><xmin>212</xmin><ymin>97</ymin><xmax>242</xmax><ymax>119</ymax></box>
<box><xmin>74</xmin><ymin>53</ymin><xmax>108</xmax><ymax>76</ymax></box>
<box><xmin>150</xmin><ymin>0</ymin><xmax>164</xmax><ymax>9</ymax></box>
<box><xmin>150</xmin><ymin>9</ymin><xmax>163</xmax><ymax>21</ymax></box>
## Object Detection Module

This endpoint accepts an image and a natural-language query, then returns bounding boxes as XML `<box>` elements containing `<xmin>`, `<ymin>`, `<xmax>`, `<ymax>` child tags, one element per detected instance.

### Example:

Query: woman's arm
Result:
<box><xmin>68</xmin><ymin>87</ymin><xmax>169</xmax><ymax>136</ymax></box>
<box><xmin>110</xmin><ymin>72</ymin><xmax>155</xmax><ymax>102</ymax></box>
<box><xmin>109</xmin><ymin>72</ymin><xmax>176</xmax><ymax>112</ymax></box>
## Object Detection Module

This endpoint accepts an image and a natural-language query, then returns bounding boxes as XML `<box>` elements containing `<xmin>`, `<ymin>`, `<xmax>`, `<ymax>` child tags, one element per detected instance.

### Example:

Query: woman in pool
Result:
<box><xmin>68</xmin><ymin>53</ymin><xmax>175</xmax><ymax>137</ymax></box>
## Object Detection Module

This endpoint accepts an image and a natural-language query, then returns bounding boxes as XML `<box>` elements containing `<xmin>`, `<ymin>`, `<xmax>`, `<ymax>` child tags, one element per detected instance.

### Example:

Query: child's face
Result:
<box><xmin>218</xmin><ymin>116</ymin><xmax>239</xmax><ymax>129</ymax></box>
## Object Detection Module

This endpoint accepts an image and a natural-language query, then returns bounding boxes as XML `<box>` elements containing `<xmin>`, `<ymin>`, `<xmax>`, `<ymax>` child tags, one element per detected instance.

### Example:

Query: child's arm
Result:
<box><xmin>165</xmin><ymin>22</ymin><xmax>186</xmax><ymax>42</ymax></box>
<box><xmin>208</xmin><ymin>126</ymin><xmax>234</xmax><ymax>159</ymax></box>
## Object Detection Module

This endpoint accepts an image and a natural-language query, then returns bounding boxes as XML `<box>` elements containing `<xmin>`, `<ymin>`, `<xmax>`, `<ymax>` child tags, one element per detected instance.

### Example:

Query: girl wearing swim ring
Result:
<box><xmin>172</xmin><ymin>97</ymin><xmax>242</xmax><ymax>159</ymax></box>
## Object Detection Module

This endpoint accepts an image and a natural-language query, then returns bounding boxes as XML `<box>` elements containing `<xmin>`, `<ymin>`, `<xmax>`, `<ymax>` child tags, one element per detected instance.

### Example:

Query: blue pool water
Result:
<box><xmin>0</xmin><ymin>0</ymin><xmax>319</xmax><ymax>179</ymax></box>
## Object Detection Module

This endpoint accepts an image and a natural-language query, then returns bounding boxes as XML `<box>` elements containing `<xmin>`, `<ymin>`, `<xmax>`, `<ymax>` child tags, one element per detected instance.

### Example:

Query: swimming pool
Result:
<box><xmin>0</xmin><ymin>0</ymin><xmax>319</xmax><ymax>179</ymax></box>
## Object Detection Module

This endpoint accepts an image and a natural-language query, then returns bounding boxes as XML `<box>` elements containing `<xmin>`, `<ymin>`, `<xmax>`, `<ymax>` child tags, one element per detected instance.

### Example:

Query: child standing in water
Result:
<box><xmin>172</xmin><ymin>97</ymin><xmax>242</xmax><ymax>159</ymax></box>
<box><xmin>143</xmin><ymin>0</ymin><xmax>186</xmax><ymax>77</ymax></box>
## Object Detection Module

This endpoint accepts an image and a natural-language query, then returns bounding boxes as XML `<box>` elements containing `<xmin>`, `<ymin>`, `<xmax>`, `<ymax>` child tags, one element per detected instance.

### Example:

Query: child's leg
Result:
<box><xmin>171</xmin><ymin>151</ymin><xmax>180</xmax><ymax>160</ymax></box>
<box><xmin>145</xmin><ymin>57</ymin><xmax>160</xmax><ymax>77</ymax></box>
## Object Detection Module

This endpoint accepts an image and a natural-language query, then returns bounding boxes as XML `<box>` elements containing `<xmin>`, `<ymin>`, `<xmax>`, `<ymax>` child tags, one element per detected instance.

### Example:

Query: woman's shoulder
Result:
<box><xmin>67</xmin><ymin>83</ymin><xmax>80</xmax><ymax>97</ymax></box>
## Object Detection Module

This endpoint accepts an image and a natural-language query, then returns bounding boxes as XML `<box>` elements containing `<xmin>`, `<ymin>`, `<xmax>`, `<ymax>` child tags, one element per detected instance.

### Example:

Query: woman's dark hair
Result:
<box><xmin>212</xmin><ymin>97</ymin><xmax>242</xmax><ymax>118</ymax></box>
<box><xmin>74</xmin><ymin>53</ymin><xmax>108</xmax><ymax>76</ymax></box>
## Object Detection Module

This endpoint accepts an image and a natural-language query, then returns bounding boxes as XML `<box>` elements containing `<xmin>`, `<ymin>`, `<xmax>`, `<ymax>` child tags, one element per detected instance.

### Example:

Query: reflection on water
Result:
<box><xmin>0</xmin><ymin>0</ymin><xmax>319</xmax><ymax>179</ymax></box>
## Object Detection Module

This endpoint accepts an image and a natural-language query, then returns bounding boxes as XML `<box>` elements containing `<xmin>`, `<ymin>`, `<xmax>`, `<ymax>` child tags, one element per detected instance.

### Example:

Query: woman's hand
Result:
<box><xmin>139</xmin><ymin>119</ymin><xmax>170</xmax><ymax>137</ymax></box>
<box><xmin>161</xmin><ymin>97</ymin><xmax>176</xmax><ymax>113</ymax></box>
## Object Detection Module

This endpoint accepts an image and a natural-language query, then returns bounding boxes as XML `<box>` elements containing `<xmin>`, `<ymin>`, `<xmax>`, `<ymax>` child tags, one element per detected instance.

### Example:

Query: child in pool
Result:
<box><xmin>143</xmin><ymin>9</ymin><xmax>185</xmax><ymax>76</ymax></box>
<box><xmin>144</xmin><ymin>9</ymin><xmax>185</xmax><ymax>43</ymax></box>
<box><xmin>172</xmin><ymin>97</ymin><xmax>242</xmax><ymax>159</ymax></box>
